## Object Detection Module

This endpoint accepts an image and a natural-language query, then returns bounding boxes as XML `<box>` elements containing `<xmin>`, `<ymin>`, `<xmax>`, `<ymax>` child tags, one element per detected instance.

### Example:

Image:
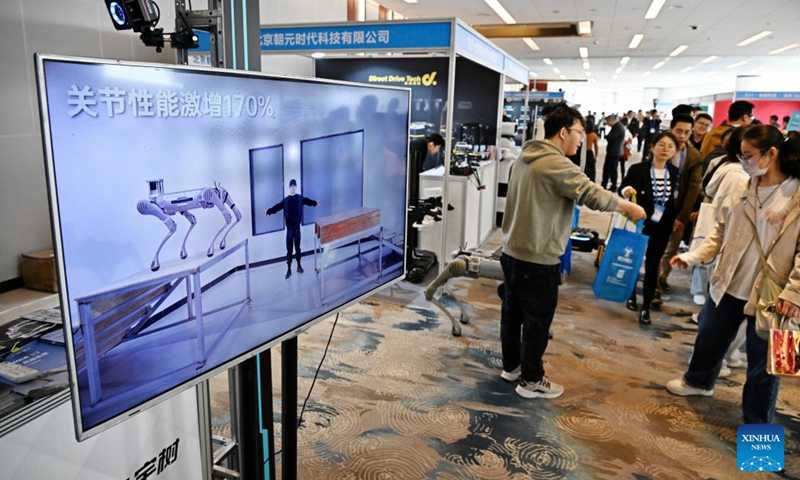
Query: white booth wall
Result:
<box><xmin>0</xmin><ymin>388</ymin><xmax>201</xmax><ymax>480</ymax></box>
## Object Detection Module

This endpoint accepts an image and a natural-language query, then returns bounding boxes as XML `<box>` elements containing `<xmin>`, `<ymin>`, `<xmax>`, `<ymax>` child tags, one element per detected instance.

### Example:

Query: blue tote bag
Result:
<box><xmin>593</xmin><ymin>219</ymin><xmax>648</xmax><ymax>302</ymax></box>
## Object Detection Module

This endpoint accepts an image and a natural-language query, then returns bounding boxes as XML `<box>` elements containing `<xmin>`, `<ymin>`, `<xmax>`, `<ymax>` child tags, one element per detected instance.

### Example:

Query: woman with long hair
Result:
<box><xmin>667</xmin><ymin>126</ymin><xmax>800</xmax><ymax>424</ymax></box>
<box><xmin>620</xmin><ymin>132</ymin><xmax>680</xmax><ymax>325</ymax></box>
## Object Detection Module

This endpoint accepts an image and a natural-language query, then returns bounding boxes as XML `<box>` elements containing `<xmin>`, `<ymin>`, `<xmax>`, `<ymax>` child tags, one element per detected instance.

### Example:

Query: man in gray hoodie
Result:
<box><xmin>500</xmin><ymin>103</ymin><xmax>646</xmax><ymax>399</ymax></box>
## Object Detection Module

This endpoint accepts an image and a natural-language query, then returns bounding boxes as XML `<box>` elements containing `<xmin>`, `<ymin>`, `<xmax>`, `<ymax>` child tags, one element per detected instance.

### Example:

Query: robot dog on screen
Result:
<box><xmin>137</xmin><ymin>179</ymin><xmax>242</xmax><ymax>271</ymax></box>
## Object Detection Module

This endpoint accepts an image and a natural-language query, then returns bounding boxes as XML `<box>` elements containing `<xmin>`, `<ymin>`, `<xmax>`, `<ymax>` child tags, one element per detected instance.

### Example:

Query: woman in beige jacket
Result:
<box><xmin>666</xmin><ymin>125</ymin><xmax>800</xmax><ymax>424</ymax></box>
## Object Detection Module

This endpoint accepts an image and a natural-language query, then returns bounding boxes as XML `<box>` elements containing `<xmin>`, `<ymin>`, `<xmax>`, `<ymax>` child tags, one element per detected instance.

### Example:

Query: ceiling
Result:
<box><xmin>377</xmin><ymin>0</ymin><xmax>800</xmax><ymax>91</ymax></box>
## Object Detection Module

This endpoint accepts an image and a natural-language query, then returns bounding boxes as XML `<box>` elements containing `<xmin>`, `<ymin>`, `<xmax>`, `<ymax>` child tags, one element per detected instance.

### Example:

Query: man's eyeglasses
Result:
<box><xmin>568</xmin><ymin>128</ymin><xmax>585</xmax><ymax>136</ymax></box>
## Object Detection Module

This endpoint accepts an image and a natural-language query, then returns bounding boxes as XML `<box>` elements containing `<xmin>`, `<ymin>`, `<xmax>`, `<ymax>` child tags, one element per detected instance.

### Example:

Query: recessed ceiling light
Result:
<box><xmin>523</xmin><ymin>37</ymin><xmax>540</xmax><ymax>50</ymax></box>
<box><xmin>553</xmin><ymin>67</ymin><xmax>561</xmax><ymax>74</ymax></box>
<box><xmin>311</xmin><ymin>52</ymin><xmax>326</xmax><ymax>58</ymax></box>
<box><xmin>585</xmin><ymin>71</ymin><xmax>591</xmax><ymax>76</ymax></box>
<box><xmin>629</xmin><ymin>34</ymin><xmax>644</xmax><ymax>49</ymax></box>
<box><xmin>403</xmin><ymin>0</ymin><xmax>418</xmax><ymax>3</ymax></box>
<box><xmin>483</xmin><ymin>0</ymin><xmax>516</xmax><ymax>24</ymax></box>
<box><xmin>727</xmin><ymin>61</ymin><xmax>747</xmax><ymax>69</ymax></box>
<box><xmin>620</xmin><ymin>56</ymin><xmax>630</xmax><ymax>65</ymax></box>
<box><xmin>529</xmin><ymin>71</ymin><xmax>539</xmax><ymax>77</ymax></box>
<box><xmin>680</xmin><ymin>67</ymin><xmax>693</xmax><ymax>73</ymax></box>
<box><xmin>577</xmin><ymin>21</ymin><xmax>592</xmax><ymax>35</ymax></box>
<box><xmin>583</xmin><ymin>61</ymin><xmax>590</xmax><ymax>69</ymax></box>
<box><xmin>769</xmin><ymin>43</ymin><xmax>800</xmax><ymax>54</ymax></box>
<box><xmin>579</xmin><ymin>47</ymin><xmax>589</xmax><ymax>58</ymax></box>
<box><xmin>653</xmin><ymin>60</ymin><xmax>666</xmax><ymax>69</ymax></box>
<box><xmin>643</xmin><ymin>71</ymin><xmax>651</xmax><ymax>77</ymax></box>
<box><xmin>644</xmin><ymin>0</ymin><xmax>666</xmax><ymax>20</ymax></box>
<box><xmin>669</xmin><ymin>45</ymin><xmax>688</xmax><ymax>57</ymax></box>
<box><xmin>559</xmin><ymin>74</ymin><xmax>566</xmax><ymax>80</ymax></box>
<box><xmin>700</xmin><ymin>55</ymin><xmax>718</xmax><ymax>64</ymax></box>
<box><xmin>615</xmin><ymin>67</ymin><xmax>623</xmax><ymax>74</ymax></box>
<box><xmin>737</xmin><ymin>30</ymin><xmax>772</xmax><ymax>47</ymax></box>
<box><xmin>612</xmin><ymin>74</ymin><xmax>619</xmax><ymax>80</ymax></box>
<box><xmin>543</xmin><ymin>58</ymin><xmax>553</xmax><ymax>65</ymax></box>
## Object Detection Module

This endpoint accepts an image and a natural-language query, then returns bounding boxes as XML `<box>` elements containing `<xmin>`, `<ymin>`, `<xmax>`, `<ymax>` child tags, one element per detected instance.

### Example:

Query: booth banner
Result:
<box><xmin>316</xmin><ymin>58</ymin><xmax>449</xmax><ymax>133</ymax></box>
<box><xmin>504</xmin><ymin>92</ymin><xmax>565</xmax><ymax>101</ymax></box>
<box><xmin>734</xmin><ymin>92</ymin><xmax>800</xmax><ymax>101</ymax></box>
<box><xmin>0</xmin><ymin>388</ymin><xmax>201</xmax><ymax>480</ymax></box>
<box><xmin>503</xmin><ymin>57</ymin><xmax>529</xmax><ymax>85</ymax></box>
<box><xmin>259</xmin><ymin>22</ymin><xmax>452</xmax><ymax>52</ymax></box>
<box><xmin>454</xmin><ymin>24</ymin><xmax>505</xmax><ymax>73</ymax></box>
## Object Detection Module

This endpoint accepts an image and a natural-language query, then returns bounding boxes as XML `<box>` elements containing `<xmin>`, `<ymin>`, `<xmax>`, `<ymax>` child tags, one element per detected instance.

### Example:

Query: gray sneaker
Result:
<box><xmin>500</xmin><ymin>366</ymin><xmax>521</xmax><ymax>382</ymax></box>
<box><xmin>516</xmin><ymin>377</ymin><xmax>564</xmax><ymax>399</ymax></box>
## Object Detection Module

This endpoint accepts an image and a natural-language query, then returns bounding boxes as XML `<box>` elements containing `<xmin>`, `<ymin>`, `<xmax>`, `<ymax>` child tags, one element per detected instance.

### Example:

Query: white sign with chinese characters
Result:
<box><xmin>0</xmin><ymin>387</ymin><xmax>201</xmax><ymax>480</ymax></box>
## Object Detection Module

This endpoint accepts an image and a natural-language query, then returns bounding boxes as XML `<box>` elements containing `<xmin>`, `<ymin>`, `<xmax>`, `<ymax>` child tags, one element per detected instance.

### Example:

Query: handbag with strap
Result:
<box><xmin>746</xmin><ymin>215</ymin><xmax>799</xmax><ymax>341</ymax></box>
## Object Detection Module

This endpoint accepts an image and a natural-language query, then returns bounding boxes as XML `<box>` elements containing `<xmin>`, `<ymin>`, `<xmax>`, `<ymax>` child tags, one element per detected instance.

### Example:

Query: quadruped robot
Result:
<box><xmin>424</xmin><ymin>249</ymin><xmax>504</xmax><ymax>336</ymax></box>
<box><xmin>137</xmin><ymin>178</ymin><xmax>242</xmax><ymax>271</ymax></box>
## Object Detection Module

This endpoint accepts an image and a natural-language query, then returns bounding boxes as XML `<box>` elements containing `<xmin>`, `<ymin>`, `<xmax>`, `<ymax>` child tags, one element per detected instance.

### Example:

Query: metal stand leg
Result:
<box><xmin>193</xmin><ymin>273</ymin><xmax>206</xmax><ymax>368</ymax></box>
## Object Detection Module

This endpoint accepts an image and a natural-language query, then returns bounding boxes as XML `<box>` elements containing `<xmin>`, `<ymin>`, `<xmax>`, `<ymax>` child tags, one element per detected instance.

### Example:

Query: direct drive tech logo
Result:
<box><xmin>737</xmin><ymin>424</ymin><xmax>784</xmax><ymax>472</ymax></box>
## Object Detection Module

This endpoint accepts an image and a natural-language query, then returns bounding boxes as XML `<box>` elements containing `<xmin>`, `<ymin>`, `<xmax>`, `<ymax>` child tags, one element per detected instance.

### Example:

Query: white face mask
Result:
<box><xmin>739</xmin><ymin>155</ymin><xmax>771</xmax><ymax>177</ymax></box>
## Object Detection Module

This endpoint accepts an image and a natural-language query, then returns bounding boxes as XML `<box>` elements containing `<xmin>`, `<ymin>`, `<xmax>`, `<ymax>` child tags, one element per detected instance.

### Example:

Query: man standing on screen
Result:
<box><xmin>264</xmin><ymin>179</ymin><xmax>318</xmax><ymax>279</ymax></box>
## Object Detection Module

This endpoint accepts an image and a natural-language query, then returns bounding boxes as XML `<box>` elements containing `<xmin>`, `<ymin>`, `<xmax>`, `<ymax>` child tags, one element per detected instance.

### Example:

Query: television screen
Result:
<box><xmin>35</xmin><ymin>55</ymin><xmax>410</xmax><ymax>440</ymax></box>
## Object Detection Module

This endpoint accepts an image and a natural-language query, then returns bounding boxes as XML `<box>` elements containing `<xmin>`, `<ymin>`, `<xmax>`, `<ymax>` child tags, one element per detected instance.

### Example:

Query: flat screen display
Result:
<box><xmin>35</xmin><ymin>55</ymin><xmax>410</xmax><ymax>440</ymax></box>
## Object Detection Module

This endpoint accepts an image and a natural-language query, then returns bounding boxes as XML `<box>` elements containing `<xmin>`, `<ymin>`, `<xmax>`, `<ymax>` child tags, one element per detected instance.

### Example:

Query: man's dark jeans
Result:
<box><xmin>685</xmin><ymin>293</ymin><xmax>780</xmax><ymax>423</ymax></box>
<box><xmin>500</xmin><ymin>253</ymin><xmax>560</xmax><ymax>383</ymax></box>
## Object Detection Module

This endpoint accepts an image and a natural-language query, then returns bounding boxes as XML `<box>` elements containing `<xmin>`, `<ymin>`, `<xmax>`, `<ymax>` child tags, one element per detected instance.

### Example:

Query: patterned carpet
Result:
<box><xmin>211</xmin><ymin>214</ymin><xmax>800</xmax><ymax>479</ymax></box>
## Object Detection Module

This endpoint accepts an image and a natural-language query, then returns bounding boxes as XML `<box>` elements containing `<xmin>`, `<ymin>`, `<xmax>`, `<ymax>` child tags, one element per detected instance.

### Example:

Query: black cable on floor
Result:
<box><xmin>298</xmin><ymin>312</ymin><xmax>339</xmax><ymax>429</ymax></box>
<box><xmin>263</xmin><ymin>312</ymin><xmax>340</xmax><ymax>466</ymax></box>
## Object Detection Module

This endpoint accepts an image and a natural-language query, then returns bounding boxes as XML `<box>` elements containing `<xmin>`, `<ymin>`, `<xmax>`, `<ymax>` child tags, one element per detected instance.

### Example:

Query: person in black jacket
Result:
<box><xmin>619</xmin><ymin>132</ymin><xmax>680</xmax><ymax>325</ymax></box>
<box><xmin>410</xmin><ymin>133</ymin><xmax>445</xmax><ymax>171</ymax></box>
<box><xmin>640</xmin><ymin>109</ymin><xmax>661</xmax><ymax>157</ymax></box>
<box><xmin>601</xmin><ymin>115</ymin><xmax>625</xmax><ymax>191</ymax></box>
<box><xmin>264</xmin><ymin>179</ymin><xmax>318</xmax><ymax>279</ymax></box>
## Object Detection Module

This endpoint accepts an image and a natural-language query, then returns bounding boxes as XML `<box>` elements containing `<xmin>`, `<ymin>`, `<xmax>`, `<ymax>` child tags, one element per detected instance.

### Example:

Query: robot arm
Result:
<box><xmin>137</xmin><ymin>199</ymin><xmax>177</xmax><ymax>271</ymax></box>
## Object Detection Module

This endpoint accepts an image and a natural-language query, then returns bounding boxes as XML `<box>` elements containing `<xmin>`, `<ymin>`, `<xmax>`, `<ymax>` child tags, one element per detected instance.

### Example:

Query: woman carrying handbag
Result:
<box><xmin>667</xmin><ymin>125</ymin><xmax>800</xmax><ymax>424</ymax></box>
<box><xmin>619</xmin><ymin>132</ymin><xmax>680</xmax><ymax>325</ymax></box>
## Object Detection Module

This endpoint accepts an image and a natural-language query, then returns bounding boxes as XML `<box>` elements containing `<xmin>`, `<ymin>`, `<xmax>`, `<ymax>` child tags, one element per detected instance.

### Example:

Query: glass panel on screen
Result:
<box><xmin>250</xmin><ymin>145</ymin><xmax>286</xmax><ymax>235</ymax></box>
<box><xmin>300</xmin><ymin>130</ymin><xmax>364</xmax><ymax>226</ymax></box>
<box><xmin>35</xmin><ymin>55</ymin><xmax>410</xmax><ymax>440</ymax></box>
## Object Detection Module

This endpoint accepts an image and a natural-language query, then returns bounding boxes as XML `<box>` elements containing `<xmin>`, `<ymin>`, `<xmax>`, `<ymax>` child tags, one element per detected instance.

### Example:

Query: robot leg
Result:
<box><xmin>179</xmin><ymin>210</ymin><xmax>197</xmax><ymax>259</ymax></box>
<box><xmin>137</xmin><ymin>200</ymin><xmax>177</xmax><ymax>271</ymax></box>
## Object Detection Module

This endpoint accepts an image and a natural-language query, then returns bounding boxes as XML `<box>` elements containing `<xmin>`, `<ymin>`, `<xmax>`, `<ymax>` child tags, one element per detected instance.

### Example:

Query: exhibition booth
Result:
<box><xmin>258</xmin><ymin>18</ymin><xmax>530</xmax><ymax>265</ymax></box>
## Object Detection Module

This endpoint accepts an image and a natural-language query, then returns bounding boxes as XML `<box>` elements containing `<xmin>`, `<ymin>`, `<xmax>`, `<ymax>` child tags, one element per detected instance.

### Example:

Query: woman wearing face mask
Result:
<box><xmin>620</xmin><ymin>132</ymin><xmax>680</xmax><ymax>325</ymax></box>
<box><xmin>667</xmin><ymin>125</ymin><xmax>800</xmax><ymax>424</ymax></box>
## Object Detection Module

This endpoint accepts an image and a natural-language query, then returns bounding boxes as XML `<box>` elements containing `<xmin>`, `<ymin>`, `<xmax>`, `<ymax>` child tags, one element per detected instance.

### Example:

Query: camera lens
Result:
<box><xmin>109</xmin><ymin>2</ymin><xmax>127</xmax><ymax>26</ymax></box>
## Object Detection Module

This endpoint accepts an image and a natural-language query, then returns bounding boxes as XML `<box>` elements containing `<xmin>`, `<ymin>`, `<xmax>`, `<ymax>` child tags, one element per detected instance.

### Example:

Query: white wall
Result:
<box><xmin>735</xmin><ymin>75</ymin><xmax>800</xmax><ymax>93</ymax></box>
<box><xmin>659</xmin><ymin>80</ymin><xmax>735</xmax><ymax>103</ymax></box>
<box><xmin>259</xmin><ymin>0</ymin><xmax>347</xmax><ymax>24</ymax></box>
<box><xmin>0</xmin><ymin>0</ymin><xmax>178</xmax><ymax>283</ymax></box>
<box><xmin>261</xmin><ymin>54</ymin><xmax>314</xmax><ymax>76</ymax></box>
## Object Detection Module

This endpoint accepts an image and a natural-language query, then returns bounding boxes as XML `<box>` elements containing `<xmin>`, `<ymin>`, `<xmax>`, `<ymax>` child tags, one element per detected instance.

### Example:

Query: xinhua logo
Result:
<box><xmin>737</xmin><ymin>424</ymin><xmax>784</xmax><ymax>472</ymax></box>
